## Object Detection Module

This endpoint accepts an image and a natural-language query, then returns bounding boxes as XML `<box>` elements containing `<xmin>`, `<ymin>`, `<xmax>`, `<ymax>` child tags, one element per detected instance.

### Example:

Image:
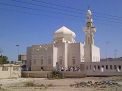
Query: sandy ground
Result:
<box><xmin>0</xmin><ymin>76</ymin><xmax>122</xmax><ymax>91</ymax></box>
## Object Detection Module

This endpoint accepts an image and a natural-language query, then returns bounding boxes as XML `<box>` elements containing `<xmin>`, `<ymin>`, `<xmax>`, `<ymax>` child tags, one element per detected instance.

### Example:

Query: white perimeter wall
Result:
<box><xmin>81</xmin><ymin>61</ymin><xmax>122</xmax><ymax>76</ymax></box>
<box><xmin>0</xmin><ymin>64</ymin><xmax>21</xmax><ymax>78</ymax></box>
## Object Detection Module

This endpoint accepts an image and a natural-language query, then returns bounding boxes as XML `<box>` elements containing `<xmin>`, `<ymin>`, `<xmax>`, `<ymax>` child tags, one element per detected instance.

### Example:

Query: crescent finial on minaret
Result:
<box><xmin>87</xmin><ymin>9</ymin><xmax>93</xmax><ymax>23</ymax></box>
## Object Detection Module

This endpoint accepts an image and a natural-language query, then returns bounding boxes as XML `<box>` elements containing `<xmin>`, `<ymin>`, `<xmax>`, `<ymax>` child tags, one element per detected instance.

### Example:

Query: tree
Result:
<box><xmin>0</xmin><ymin>55</ymin><xmax>9</xmax><ymax>64</ymax></box>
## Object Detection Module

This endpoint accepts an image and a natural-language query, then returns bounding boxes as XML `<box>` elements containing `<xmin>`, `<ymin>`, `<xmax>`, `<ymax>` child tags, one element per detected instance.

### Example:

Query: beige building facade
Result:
<box><xmin>27</xmin><ymin>42</ymin><xmax>85</xmax><ymax>71</ymax></box>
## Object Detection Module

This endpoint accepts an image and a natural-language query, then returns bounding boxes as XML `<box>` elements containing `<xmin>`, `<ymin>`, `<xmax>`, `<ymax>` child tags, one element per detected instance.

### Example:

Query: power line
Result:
<box><xmin>93</xmin><ymin>11</ymin><xmax>122</xmax><ymax>20</ymax></box>
<box><xmin>0</xmin><ymin>6</ymin><xmax>83</xmax><ymax>22</ymax></box>
<box><xmin>0</xmin><ymin>2</ymin><xmax>82</xmax><ymax>18</ymax></box>
<box><xmin>31</xmin><ymin>0</ymin><xmax>85</xmax><ymax>13</ymax></box>
<box><xmin>10</xmin><ymin>0</ymin><xmax>122</xmax><ymax>23</ymax></box>
<box><xmin>1</xmin><ymin>1</ymin><xmax>122</xmax><ymax>25</ymax></box>
<box><xmin>11</xmin><ymin>0</ymin><xmax>84</xmax><ymax>15</ymax></box>
<box><xmin>32</xmin><ymin>0</ymin><xmax>122</xmax><ymax>20</ymax></box>
<box><xmin>1</xmin><ymin>6</ymin><xmax>122</xmax><ymax>31</ymax></box>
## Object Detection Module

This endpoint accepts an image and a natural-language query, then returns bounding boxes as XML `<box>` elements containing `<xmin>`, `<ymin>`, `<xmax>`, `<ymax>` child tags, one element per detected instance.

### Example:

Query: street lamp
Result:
<box><xmin>16</xmin><ymin>45</ymin><xmax>20</xmax><ymax>61</ymax></box>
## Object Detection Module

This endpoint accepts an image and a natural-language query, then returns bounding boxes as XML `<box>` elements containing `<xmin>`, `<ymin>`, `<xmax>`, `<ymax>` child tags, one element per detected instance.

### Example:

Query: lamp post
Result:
<box><xmin>16</xmin><ymin>45</ymin><xmax>20</xmax><ymax>61</ymax></box>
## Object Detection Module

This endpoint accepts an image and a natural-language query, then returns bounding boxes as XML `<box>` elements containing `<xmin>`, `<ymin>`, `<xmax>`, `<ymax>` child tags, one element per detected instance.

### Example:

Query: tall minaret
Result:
<box><xmin>84</xmin><ymin>9</ymin><xmax>96</xmax><ymax>45</ymax></box>
<box><xmin>84</xmin><ymin>9</ymin><xmax>98</xmax><ymax>62</ymax></box>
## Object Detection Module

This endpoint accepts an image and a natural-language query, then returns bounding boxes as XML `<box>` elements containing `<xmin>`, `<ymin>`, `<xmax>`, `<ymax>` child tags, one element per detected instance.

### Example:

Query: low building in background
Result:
<box><xmin>17</xmin><ymin>54</ymin><xmax>27</xmax><ymax>71</ymax></box>
<box><xmin>0</xmin><ymin>64</ymin><xmax>21</xmax><ymax>78</ymax></box>
<box><xmin>18</xmin><ymin>54</ymin><xmax>27</xmax><ymax>64</ymax></box>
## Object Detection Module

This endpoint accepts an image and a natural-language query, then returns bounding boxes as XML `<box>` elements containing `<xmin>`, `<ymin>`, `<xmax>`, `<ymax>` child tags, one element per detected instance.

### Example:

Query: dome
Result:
<box><xmin>54</xmin><ymin>26</ymin><xmax>76</xmax><ymax>37</ymax></box>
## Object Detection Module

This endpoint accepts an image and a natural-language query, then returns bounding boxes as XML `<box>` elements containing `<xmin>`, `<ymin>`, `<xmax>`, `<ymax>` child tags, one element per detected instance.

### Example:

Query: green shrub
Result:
<box><xmin>24</xmin><ymin>81</ymin><xmax>36</xmax><ymax>87</ymax></box>
<box><xmin>48</xmin><ymin>70</ymin><xmax>64</xmax><ymax>79</ymax></box>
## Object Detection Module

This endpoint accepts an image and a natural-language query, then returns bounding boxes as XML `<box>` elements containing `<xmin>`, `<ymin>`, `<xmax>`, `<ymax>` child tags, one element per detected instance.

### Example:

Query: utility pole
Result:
<box><xmin>114</xmin><ymin>49</ymin><xmax>118</xmax><ymax>59</ymax></box>
<box><xmin>0</xmin><ymin>48</ymin><xmax>3</xmax><ymax>56</ymax></box>
<box><xmin>105</xmin><ymin>41</ymin><xmax>110</xmax><ymax>61</ymax></box>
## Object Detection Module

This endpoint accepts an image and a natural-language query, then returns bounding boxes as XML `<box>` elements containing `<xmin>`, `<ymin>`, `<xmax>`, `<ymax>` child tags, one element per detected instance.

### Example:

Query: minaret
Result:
<box><xmin>84</xmin><ymin>9</ymin><xmax>96</xmax><ymax>45</ymax></box>
<box><xmin>84</xmin><ymin>9</ymin><xmax>97</xmax><ymax>62</ymax></box>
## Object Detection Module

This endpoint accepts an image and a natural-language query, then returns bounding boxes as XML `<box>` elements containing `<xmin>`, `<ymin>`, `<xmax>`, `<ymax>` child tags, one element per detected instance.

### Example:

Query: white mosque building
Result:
<box><xmin>26</xmin><ymin>10</ymin><xmax>122</xmax><ymax>76</ymax></box>
<box><xmin>26</xmin><ymin>9</ymin><xmax>100</xmax><ymax>71</ymax></box>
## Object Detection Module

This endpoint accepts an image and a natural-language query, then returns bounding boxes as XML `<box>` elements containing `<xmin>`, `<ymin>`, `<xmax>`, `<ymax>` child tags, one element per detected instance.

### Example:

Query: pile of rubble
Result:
<box><xmin>70</xmin><ymin>80</ymin><xmax>121</xmax><ymax>88</ymax></box>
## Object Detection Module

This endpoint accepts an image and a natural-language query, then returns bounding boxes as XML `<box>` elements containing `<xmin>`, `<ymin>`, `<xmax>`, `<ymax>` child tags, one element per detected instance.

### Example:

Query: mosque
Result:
<box><xmin>26</xmin><ymin>9</ymin><xmax>100</xmax><ymax>71</ymax></box>
<box><xmin>26</xmin><ymin>10</ymin><xmax>122</xmax><ymax>76</ymax></box>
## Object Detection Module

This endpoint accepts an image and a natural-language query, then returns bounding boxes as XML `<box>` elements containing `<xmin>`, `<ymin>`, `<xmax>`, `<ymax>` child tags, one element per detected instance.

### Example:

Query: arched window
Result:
<box><xmin>72</xmin><ymin>56</ymin><xmax>76</xmax><ymax>65</ymax></box>
<box><xmin>118</xmin><ymin>65</ymin><xmax>121</xmax><ymax>70</ymax></box>
<box><xmin>114</xmin><ymin>65</ymin><xmax>117</xmax><ymax>69</ymax></box>
<box><xmin>72</xmin><ymin>59</ymin><xmax>76</xmax><ymax>64</ymax></box>
<box><xmin>110</xmin><ymin>65</ymin><xmax>112</xmax><ymax>70</ymax></box>
<box><xmin>41</xmin><ymin>56</ymin><xmax>43</xmax><ymax>65</ymax></box>
<box><xmin>98</xmin><ymin>65</ymin><xmax>100</xmax><ymax>70</ymax></box>
<box><xmin>102</xmin><ymin>65</ymin><xmax>104</xmax><ymax>68</ymax></box>
<box><xmin>93</xmin><ymin>65</ymin><xmax>96</xmax><ymax>72</ymax></box>
<box><xmin>2</xmin><ymin>66</ymin><xmax>8</xmax><ymax>71</ymax></box>
<box><xmin>59</xmin><ymin>56</ymin><xmax>63</xmax><ymax>65</ymax></box>
<box><xmin>106</xmin><ymin>65</ymin><xmax>108</xmax><ymax>70</ymax></box>
<box><xmin>101</xmin><ymin>65</ymin><xmax>104</xmax><ymax>72</ymax></box>
<box><xmin>59</xmin><ymin>59</ymin><xmax>63</xmax><ymax>65</ymax></box>
<box><xmin>48</xmin><ymin>56</ymin><xmax>51</xmax><ymax>64</ymax></box>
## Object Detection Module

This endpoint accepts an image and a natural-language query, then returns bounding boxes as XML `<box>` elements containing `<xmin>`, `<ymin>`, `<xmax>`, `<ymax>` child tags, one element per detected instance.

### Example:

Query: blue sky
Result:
<box><xmin>0</xmin><ymin>0</ymin><xmax>122</xmax><ymax>61</ymax></box>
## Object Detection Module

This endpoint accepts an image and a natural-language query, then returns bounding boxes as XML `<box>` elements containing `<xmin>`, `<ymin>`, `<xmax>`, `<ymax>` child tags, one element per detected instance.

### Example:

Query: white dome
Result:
<box><xmin>54</xmin><ymin>26</ymin><xmax>76</xmax><ymax>37</ymax></box>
